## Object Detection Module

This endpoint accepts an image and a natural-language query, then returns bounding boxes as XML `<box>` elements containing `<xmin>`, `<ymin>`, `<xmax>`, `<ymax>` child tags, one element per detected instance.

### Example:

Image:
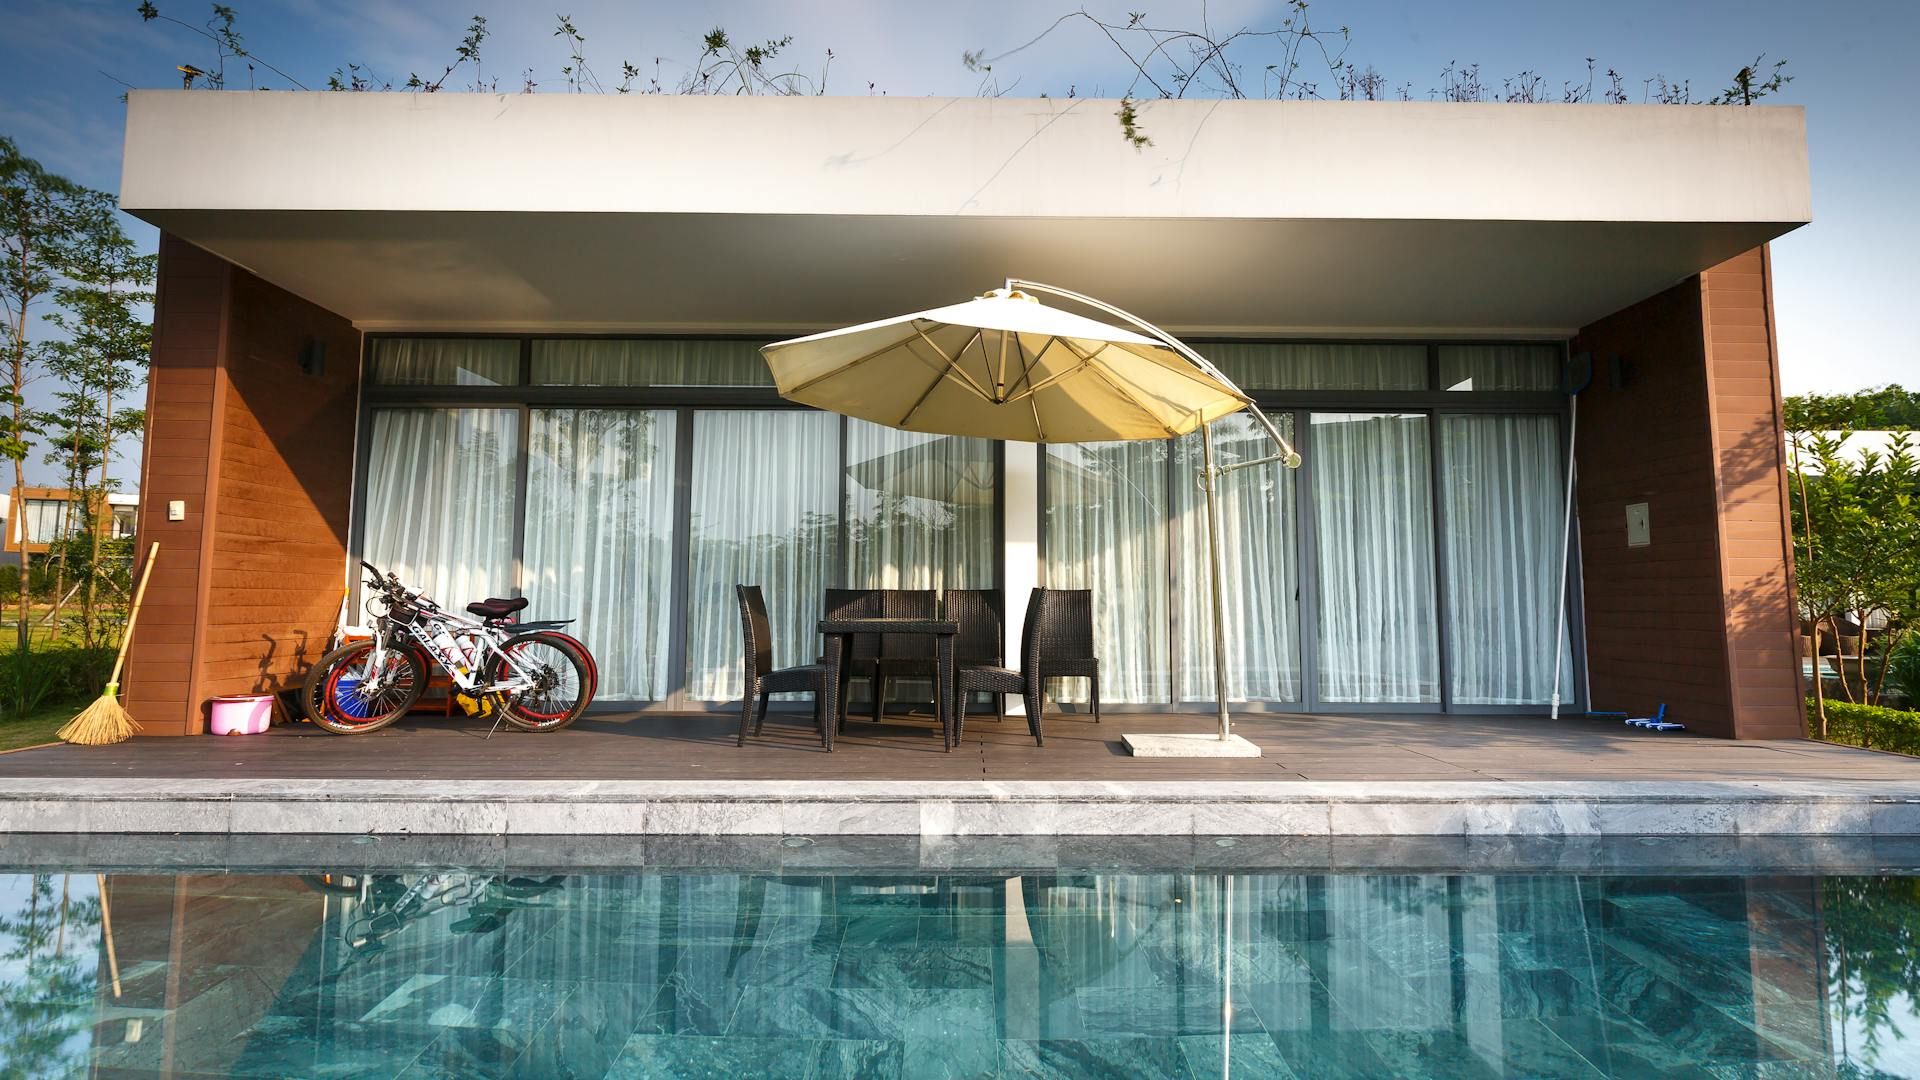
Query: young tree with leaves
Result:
<box><xmin>1790</xmin><ymin>431</ymin><xmax>1920</xmax><ymax>737</ymax></box>
<box><xmin>0</xmin><ymin>137</ymin><xmax>118</xmax><ymax>653</ymax></box>
<box><xmin>42</xmin><ymin>223</ymin><xmax>154</xmax><ymax>647</ymax></box>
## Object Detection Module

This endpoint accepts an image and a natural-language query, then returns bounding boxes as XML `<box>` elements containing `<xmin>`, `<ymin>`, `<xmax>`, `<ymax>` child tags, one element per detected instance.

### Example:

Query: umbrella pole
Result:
<box><xmin>1202</xmin><ymin>422</ymin><xmax>1232</xmax><ymax>741</ymax></box>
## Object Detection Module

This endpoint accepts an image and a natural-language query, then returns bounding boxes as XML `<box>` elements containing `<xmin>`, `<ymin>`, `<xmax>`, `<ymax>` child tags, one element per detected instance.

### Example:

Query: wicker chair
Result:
<box><xmin>1038</xmin><ymin>588</ymin><xmax>1101</xmax><ymax>723</ymax></box>
<box><xmin>951</xmin><ymin>588</ymin><xmax>1102</xmax><ymax>747</ymax></box>
<box><xmin>823</xmin><ymin>588</ymin><xmax>883</xmax><ymax>723</ymax></box>
<box><xmin>735</xmin><ymin>585</ymin><xmax>829</xmax><ymax>749</ymax></box>
<box><xmin>942</xmin><ymin>589</ymin><xmax>1001</xmax><ymax>721</ymax></box>
<box><xmin>948</xmin><ymin>588</ymin><xmax>1044</xmax><ymax>737</ymax></box>
<box><xmin>866</xmin><ymin>588</ymin><xmax>937</xmax><ymax>725</ymax></box>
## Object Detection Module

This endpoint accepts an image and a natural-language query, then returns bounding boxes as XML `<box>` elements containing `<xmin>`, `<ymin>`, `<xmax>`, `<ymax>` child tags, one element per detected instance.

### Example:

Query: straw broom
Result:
<box><xmin>58</xmin><ymin>541</ymin><xmax>158</xmax><ymax>746</ymax></box>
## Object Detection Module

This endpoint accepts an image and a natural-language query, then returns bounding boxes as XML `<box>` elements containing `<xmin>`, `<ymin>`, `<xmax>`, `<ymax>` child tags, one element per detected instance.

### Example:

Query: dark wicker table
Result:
<box><xmin>819</xmin><ymin>617</ymin><xmax>959</xmax><ymax>752</ymax></box>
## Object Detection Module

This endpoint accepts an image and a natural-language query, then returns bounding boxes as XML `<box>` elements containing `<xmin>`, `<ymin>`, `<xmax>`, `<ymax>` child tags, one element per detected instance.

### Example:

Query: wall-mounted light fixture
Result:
<box><xmin>298</xmin><ymin>338</ymin><xmax>326</xmax><ymax>378</ymax></box>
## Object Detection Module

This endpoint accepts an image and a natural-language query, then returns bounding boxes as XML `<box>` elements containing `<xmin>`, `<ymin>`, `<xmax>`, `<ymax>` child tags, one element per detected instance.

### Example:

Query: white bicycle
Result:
<box><xmin>301</xmin><ymin>561</ymin><xmax>594</xmax><ymax>734</ymax></box>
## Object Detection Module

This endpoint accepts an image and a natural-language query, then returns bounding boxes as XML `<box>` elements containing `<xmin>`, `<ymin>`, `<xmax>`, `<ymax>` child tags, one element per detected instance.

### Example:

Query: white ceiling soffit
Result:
<box><xmin>120</xmin><ymin>93</ymin><xmax>1810</xmax><ymax>335</ymax></box>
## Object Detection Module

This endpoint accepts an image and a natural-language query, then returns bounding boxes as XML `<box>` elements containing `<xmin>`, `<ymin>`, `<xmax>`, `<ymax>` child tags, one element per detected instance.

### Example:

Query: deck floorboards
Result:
<box><xmin>0</xmin><ymin>709</ymin><xmax>1913</xmax><ymax>783</ymax></box>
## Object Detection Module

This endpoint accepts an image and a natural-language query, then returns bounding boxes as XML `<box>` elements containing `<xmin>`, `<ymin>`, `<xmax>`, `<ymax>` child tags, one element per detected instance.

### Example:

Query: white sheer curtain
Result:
<box><xmin>524</xmin><ymin>410</ymin><xmax>679</xmax><ymax>701</ymax></box>
<box><xmin>1440</xmin><ymin>414</ymin><xmax>1576</xmax><ymax>705</ymax></box>
<box><xmin>532</xmin><ymin>339</ymin><xmax>774</xmax><ymax>387</ymax></box>
<box><xmin>845</xmin><ymin>421</ymin><xmax>995</xmax><ymax>589</ymax></box>
<box><xmin>685</xmin><ymin>410</ymin><xmax>839</xmax><ymax>701</ymax></box>
<box><xmin>1044</xmin><ymin>441</ymin><xmax>1170</xmax><ymax>703</ymax></box>
<box><xmin>1172</xmin><ymin>414</ymin><xmax>1303</xmax><ymax>703</ymax></box>
<box><xmin>368</xmin><ymin>339</ymin><xmax>520</xmax><ymax>386</ymax></box>
<box><xmin>362</xmin><ymin>408</ymin><xmax>519</xmax><ymax>605</ymax></box>
<box><xmin>1438</xmin><ymin>344</ymin><xmax>1561</xmax><ymax>392</ymax></box>
<box><xmin>1311</xmin><ymin>413</ymin><xmax>1440</xmax><ymax>703</ymax></box>
<box><xmin>1206</xmin><ymin>343</ymin><xmax>1428</xmax><ymax>391</ymax></box>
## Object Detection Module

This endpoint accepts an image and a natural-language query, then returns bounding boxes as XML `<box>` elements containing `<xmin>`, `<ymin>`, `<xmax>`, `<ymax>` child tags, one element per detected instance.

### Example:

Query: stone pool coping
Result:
<box><xmin>2</xmin><ymin>777</ymin><xmax>1918</xmax><ymax>837</ymax></box>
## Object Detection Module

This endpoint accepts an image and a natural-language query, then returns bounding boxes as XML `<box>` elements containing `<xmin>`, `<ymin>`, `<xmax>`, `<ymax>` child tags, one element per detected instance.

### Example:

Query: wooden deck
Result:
<box><xmin>0</xmin><ymin>708</ymin><xmax>1913</xmax><ymax>783</ymax></box>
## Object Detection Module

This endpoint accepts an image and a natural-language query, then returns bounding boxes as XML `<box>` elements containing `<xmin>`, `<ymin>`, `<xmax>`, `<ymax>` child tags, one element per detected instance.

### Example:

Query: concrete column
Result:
<box><xmin>1002</xmin><ymin>443</ymin><xmax>1040</xmax><ymax>717</ymax></box>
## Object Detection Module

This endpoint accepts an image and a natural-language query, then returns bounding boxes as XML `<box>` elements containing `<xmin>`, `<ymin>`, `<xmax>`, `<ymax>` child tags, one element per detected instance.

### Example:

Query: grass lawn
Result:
<box><xmin>0</xmin><ymin>700</ymin><xmax>89</xmax><ymax>753</ymax></box>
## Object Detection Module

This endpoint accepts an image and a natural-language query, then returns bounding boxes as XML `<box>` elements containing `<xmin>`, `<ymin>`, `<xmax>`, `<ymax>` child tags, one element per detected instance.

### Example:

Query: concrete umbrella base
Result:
<box><xmin>1122</xmin><ymin>733</ymin><xmax>1263</xmax><ymax>758</ymax></box>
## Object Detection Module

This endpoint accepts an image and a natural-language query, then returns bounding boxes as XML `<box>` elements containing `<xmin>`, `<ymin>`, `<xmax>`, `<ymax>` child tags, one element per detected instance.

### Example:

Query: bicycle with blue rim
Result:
<box><xmin>301</xmin><ymin>561</ymin><xmax>594</xmax><ymax>735</ymax></box>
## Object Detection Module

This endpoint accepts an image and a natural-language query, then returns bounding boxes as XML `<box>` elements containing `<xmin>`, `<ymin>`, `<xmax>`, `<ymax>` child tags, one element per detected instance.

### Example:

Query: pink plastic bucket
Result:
<box><xmin>208</xmin><ymin>695</ymin><xmax>274</xmax><ymax>735</ymax></box>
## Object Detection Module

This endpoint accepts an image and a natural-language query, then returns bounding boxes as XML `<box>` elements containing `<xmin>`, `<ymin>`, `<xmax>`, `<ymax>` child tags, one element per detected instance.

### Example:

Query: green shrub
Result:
<box><xmin>0</xmin><ymin>644</ymin><xmax>115</xmax><ymax>721</ymax></box>
<box><xmin>1887</xmin><ymin>636</ymin><xmax>1920</xmax><ymax>708</ymax></box>
<box><xmin>1814</xmin><ymin>698</ymin><xmax>1920</xmax><ymax>756</ymax></box>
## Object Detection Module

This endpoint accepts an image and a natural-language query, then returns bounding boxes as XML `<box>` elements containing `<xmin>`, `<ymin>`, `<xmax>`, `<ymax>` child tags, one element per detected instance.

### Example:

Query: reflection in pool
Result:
<box><xmin>0</xmin><ymin>864</ymin><xmax>1915</xmax><ymax>1078</ymax></box>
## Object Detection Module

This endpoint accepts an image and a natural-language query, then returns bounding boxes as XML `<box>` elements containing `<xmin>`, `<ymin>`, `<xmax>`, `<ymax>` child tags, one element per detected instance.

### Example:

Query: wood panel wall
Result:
<box><xmin>1570</xmin><ymin>244</ymin><xmax>1802</xmax><ymax>739</ymax></box>
<box><xmin>127</xmin><ymin>235</ymin><xmax>360</xmax><ymax>734</ymax></box>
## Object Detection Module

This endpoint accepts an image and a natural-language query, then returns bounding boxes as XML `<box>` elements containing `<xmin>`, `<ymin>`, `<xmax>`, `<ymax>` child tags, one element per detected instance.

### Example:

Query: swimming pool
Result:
<box><xmin>2</xmin><ymin>837</ymin><xmax>1915</xmax><ymax>1078</ymax></box>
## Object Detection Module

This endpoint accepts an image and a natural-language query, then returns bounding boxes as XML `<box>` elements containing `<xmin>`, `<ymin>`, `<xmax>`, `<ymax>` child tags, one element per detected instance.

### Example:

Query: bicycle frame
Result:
<box><xmin>357</xmin><ymin>567</ymin><xmax>557</xmax><ymax>698</ymax></box>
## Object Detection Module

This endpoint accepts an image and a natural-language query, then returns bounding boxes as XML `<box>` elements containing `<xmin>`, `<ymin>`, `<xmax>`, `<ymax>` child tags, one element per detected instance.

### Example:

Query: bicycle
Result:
<box><xmin>302</xmin><ymin>561</ymin><xmax>595</xmax><ymax>735</ymax></box>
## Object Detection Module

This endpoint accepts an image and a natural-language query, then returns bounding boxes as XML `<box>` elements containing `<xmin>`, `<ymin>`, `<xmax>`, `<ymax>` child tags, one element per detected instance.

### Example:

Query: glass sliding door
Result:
<box><xmin>684</xmin><ymin>410</ymin><xmax>840</xmax><ymax>702</ymax></box>
<box><xmin>845</xmin><ymin>421</ymin><xmax>995</xmax><ymax>590</ymax></box>
<box><xmin>524</xmin><ymin>410</ymin><xmax>679</xmax><ymax>701</ymax></box>
<box><xmin>1172</xmin><ymin>413</ymin><xmax>1303</xmax><ymax>703</ymax></box>
<box><xmin>361</xmin><ymin>408</ymin><xmax>519</xmax><ymax>605</ymax></box>
<box><xmin>1438</xmin><ymin>414</ymin><xmax>1576</xmax><ymax>705</ymax></box>
<box><xmin>1043</xmin><ymin>441</ymin><xmax>1171</xmax><ymax>703</ymax></box>
<box><xmin>1310</xmin><ymin>413</ymin><xmax>1440</xmax><ymax>704</ymax></box>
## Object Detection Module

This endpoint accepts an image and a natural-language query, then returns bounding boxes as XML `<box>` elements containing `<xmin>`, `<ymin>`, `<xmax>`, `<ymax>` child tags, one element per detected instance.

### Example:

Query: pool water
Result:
<box><xmin>1</xmin><ymin>861</ymin><xmax>1916</xmax><ymax>1078</ymax></box>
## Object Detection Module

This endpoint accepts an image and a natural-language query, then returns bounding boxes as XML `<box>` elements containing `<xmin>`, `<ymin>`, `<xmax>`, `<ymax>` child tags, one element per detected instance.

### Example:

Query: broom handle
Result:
<box><xmin>107</xmin><ymin>542</ymin><xmax>160</xmax><ymax>688</ymax></box>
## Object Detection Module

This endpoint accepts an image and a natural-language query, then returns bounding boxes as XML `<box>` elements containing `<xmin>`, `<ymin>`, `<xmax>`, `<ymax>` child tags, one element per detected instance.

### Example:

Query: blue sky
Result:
<box><xmin>0</xmin><ymin>0</ymin><xmax>1913</xmax><ymax>462</ymax></box>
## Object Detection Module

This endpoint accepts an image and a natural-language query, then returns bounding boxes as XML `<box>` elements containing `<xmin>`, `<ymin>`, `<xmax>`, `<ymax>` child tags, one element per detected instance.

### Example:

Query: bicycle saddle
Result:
<box><xmin>467</xmin><ymin>596</ymin><xmax>529</xmax><ymax>619</ymax></box>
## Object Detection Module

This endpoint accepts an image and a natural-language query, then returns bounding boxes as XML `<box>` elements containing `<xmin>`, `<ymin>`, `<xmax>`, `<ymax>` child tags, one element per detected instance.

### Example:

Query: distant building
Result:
<box><xmin>1</xmin><ymin>488</ymin><xmax>140</xmax><ymax>564</ymax></box>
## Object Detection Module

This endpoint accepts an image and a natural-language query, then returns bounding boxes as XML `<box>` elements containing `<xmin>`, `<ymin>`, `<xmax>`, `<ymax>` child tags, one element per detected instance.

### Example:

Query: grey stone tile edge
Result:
<box><xmin>3</xmin><ymin>793</ymin><xmax>1920</xmax><ymax>836</ymax></box>
<box><xmin>2</xmin><ymin>778</ymin><xmax>1918</xmax><ymax>802</ymax></box>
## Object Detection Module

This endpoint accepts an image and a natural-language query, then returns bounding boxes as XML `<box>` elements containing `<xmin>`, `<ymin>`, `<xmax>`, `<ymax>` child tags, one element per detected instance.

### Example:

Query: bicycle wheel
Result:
<box><xmin>496</xmin><ymin>632</ymin><xmax>593</xmax><ymax>731</ymax></box>
<box><xmin>303</xmin><ymin>641</ymin><xmax>426</xmax><ymax>734</ymax></box>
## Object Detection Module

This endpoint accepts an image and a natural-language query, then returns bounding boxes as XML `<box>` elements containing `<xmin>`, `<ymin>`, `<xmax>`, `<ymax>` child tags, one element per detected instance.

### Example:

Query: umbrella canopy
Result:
<box><xmin>762</xmin><ymin>288</ymin><xmax>1251</xmax><ymax>444</ymax></box>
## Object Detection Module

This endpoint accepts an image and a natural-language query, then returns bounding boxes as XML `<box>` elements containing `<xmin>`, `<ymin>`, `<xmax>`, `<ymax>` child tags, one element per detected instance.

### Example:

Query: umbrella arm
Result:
<box><xmin>1004</xmin><ymin>278</ymin><xmax>1302</xmax><ymax>467</ymax></box>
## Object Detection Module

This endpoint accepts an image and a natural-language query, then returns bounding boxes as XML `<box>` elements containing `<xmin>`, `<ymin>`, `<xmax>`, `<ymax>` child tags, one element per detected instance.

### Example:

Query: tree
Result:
<box><xmin>1789</xmin><ymin>431</ymin><xmax>1920</xmax><ymax>737</ymax></box>
<box><xmin>0</xmin><ymin>137</ymin><xmax>119</xmax><ymax>653</ymax></box>
<box><xmin>42</xmin><ymin>223</ymin><xmax>155</xmax><ymax>647</ymax></box>
<box><xmin>1785</xmin><ymin>385</ymin><xmax>1920</xmax><ymax>431</ymax></box>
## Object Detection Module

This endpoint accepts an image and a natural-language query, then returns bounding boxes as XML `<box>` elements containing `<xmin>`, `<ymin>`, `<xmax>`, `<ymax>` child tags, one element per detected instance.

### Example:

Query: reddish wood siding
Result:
<box><xmin>1571</xmin><ymin>244</ymin><xmax>1802</xmax><ymax>739</ymax></box>
<box><xmin>125</xmin><ymin>235</ymin><xmax>360</xmax><ymax>734</ymax></box>
<box><xmin>1701</xmin><ymin>248</ymin><xmax>1804</xmax><ymax>739</ymax></box>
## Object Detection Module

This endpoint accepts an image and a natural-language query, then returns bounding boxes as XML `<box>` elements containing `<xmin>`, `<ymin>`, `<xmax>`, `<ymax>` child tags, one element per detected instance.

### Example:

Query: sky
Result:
<box><xmin>0</xmin><ymin>0</ymin><xmax>1914</xmax><ymax>481</ymax></box>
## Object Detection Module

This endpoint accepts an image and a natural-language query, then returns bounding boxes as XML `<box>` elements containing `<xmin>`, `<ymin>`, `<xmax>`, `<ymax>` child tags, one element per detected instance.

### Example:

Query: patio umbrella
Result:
<box><xmin>763</xmin><ymin>287</ymin><xmax>1252</xmax><ymax>444</ymax></box>
<box><xmin>764</xmin><ymin>280</ymin><xmax>1301</xmax><ymax>755</ymax></box>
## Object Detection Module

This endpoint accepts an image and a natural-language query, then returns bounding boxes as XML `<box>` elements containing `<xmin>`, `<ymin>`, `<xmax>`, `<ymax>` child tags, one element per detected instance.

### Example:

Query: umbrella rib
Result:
<box><xmin>1005</xmin><ymin>334</ymin><xmax>1051</xmax><ymax>399</ymax></box>
<box><xmin>1054</xmin><ymin>338</ymin><xmax>1189</xmax><ymax>439</ymax></box>
<box><xmin>913</xmin><ymin>326</ymin><xmax>996</xmax><ymax>403</ymax></box>
<box><xmin>784</xmin><ymin>333</ymin><xmax>911</xmax><ymax>396</ymax></box>
<box><xmin>995</xmin><ymin>330</ymin><xmax>1010</xmax><ymax>400</ymax></box>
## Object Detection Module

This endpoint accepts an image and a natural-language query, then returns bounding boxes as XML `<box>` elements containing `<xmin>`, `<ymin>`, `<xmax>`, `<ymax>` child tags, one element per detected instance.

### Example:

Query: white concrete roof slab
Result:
<box><xmin>120</xmin><ymin>92</ymin><xmax>1810</xmax><ymax>334</ymax></box>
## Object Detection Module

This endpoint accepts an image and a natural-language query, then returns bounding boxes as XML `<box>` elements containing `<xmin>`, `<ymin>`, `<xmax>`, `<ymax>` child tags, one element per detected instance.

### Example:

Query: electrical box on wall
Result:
<box><xmin>1625</xmin><ymin>502</ymin><xmax>1650</xmax><ymax>547</ymax></box>
<box><xmin>167</xmin><ymin>500</ymin><xmax>186</xmax><ymax>522</ymax></box>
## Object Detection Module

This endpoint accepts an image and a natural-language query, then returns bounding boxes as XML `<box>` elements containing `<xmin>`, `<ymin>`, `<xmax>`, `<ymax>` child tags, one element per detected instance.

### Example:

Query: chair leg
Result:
<box><xmin>1024</xmin><ymin>684</ymin><xmax>1045</xmax><ymax>747</ymax></box>
<box><xmin>755</xmin><ymin>693</ymin><xmax>771</xmax><ymax>735</ymax></box>
<box><xmin>1090</xmin><ymin>675</ymin><xmax>1101</xmax><ymax>723</ymax></box>
<box><xmin>871</xmin><ymin>667</ymin><xmax>886</xmax><ymax>725</ymax></box>
<box><xmin>737</xmin><ymin>688</ymin><xmax>756</xmax><ymax>747</ymax></box>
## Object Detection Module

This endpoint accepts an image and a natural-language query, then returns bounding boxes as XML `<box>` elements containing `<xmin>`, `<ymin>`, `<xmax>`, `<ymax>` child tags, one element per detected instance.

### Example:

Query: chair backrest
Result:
<box><xmin>736</xmin><ymin>584</ymin><xmax>774</xmax><ymax>683</ymax></box>
<box><xmin>882</xmin><ymin>589</ymin><xmax>937</xmax><ymax>659</ymax></box>
<box><xmin>825</xmin><ymin>588</ymin><xmax>883</xmax><ymax>662</ymax></box>
<box><xmin>944</xmin><ymin>589</ymin><xmax>1002</xmax><ymax>666</ymax></box>
<box><xmin>1031</xmin><ymin>587</ymin><xmax>1095</xmax><ymax>665</ymax></box>
<box><xmin>1019</xmin><ymin>587</ymin><xmax>1047</xmax><ymax>675</ymax></box>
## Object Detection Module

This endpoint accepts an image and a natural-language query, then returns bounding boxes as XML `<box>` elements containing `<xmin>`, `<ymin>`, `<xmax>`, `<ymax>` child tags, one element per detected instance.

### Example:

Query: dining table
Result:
<box><xmin>818</xmin><ymin>616</ymin><xmax>959</xmax><ymax>752</ymax></box>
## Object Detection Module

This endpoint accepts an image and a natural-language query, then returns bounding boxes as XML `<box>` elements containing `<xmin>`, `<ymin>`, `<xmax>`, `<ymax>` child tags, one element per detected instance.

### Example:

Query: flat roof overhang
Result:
<box><xmin>120</xmin><ymin>93</ymin><xmax>1811</xmax><ymax>336</ymax></box>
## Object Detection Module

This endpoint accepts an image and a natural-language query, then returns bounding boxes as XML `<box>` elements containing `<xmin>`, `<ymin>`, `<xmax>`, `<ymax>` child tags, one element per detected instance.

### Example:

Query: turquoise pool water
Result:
<box><xmin>1</xmin><ymin>855</ymin><xmax>1915</xmax><ymax>1078</ymax></box>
